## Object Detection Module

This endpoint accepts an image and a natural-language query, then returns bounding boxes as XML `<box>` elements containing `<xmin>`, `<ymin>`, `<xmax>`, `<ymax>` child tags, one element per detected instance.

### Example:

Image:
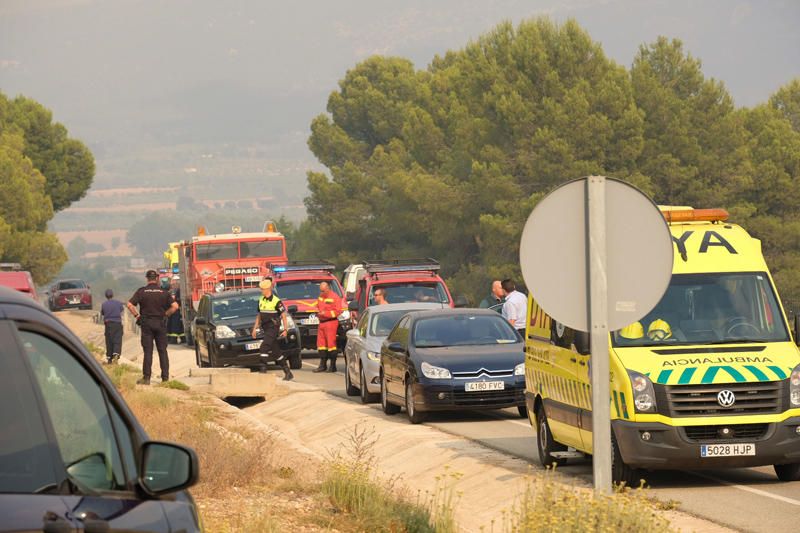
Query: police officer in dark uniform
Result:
<box><xmin>251</xmin><ymin>278</ymin><xmax>293</xmax><ymax>381</ymax></box>
<box><xmin>127</xmin><ymin>269</ymin><xmax>179</xmax><ymax>385</ymax></box>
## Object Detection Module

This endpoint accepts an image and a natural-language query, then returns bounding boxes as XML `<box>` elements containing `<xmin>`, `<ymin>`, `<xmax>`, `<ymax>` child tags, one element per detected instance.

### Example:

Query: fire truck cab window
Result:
<box><xmin>240</xmin><ymin>240</ymin><xmax>283</xmax><ymax>259</ymax></box>
<box><xmin>196</xmin><ymin>243</ymin><xmax>238</xmax><ymax>261</ymax></box>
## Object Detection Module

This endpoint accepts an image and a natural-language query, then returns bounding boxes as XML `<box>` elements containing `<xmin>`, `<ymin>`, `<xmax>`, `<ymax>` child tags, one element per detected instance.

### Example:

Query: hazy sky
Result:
<box><xmin>1</xmin><ymin>0</ymin><xmax>799</xmax><ymax>160</ymax></box>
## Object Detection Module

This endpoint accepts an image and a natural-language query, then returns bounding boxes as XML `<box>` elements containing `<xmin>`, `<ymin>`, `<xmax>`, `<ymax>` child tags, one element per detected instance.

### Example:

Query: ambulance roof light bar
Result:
<box><xmin>661</xmin><ymin>207</ymin><xmax>729</xmax><ymax>224</ymax></box>
<box><xmin>363</xmin><ymin>258</ymin><xmax>440</xmax><ymax>274</ymax></box>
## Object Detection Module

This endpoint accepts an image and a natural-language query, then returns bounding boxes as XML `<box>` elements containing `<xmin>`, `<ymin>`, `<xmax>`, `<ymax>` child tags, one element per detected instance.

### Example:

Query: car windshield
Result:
<box><xmin>240</xmin><ymin>240</ymin><xmax>284</xmax><ymax>259</ymax></box>
<box><xmin>369</xmin><ymin>283</ymin><xmax>449</xmax><ymax>305</ymax></box>
<box><xmin>370</xmin><ymin>310</ymin><xmax>411</xmax><ymax>337</ymax></box>
<box><xmin>58</xmin><ymin>280</ymin><xmax>86</xmax><ymax>290</ymax></box>
<box><xmin>275</xmin><ymin>280</ymin><xmax>342</xmax><ymax>300</ymax></box>
<box><xmin>212</xmin><ymin>293</ymin><xmax>260</xmax><ymax>320</ymax></box>
<box><xmin>413</xmin><ymin>314</ymin><xmax>519</xmax><ymax>347</ymax></box>
<box><xmin>612</xmin><ymin>272</ymin><xmax>790</xmax><ymax>347</ymax></box>
<box><xmin>196</xmin><ymin>243</ymin><xmax>238</xmax><ymax>261</ymax></box>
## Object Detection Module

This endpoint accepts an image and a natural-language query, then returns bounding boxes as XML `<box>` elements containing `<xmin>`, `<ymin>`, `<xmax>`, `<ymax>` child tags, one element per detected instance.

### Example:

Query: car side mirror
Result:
<box><xmin>287</xmin><ymin>305</ymin><xmax>298</xmax><ymax>314</ymax></box>
<box><xmin>794</xmin><ymin>315</ymin><xmax>800</xmax><ymax>347</ymax></box>
<box><xmin>454</xmin><ymin>295</ymin><xmax>469</xmax><ymax>308</ymax></box>
<box><xmin>348</xmin><ymin>301</ymin><xmax>359</xmax><ymax>312</ymax></box>
<box><xmin>195</xmin><ymin>317</ymin><xmax>207</xmax><ymax>326</ymax></box>
<box><xmin>139</xmin><ymin>441</ymin><xmax>198</xmax><ymax>496</ymax></box>
<box><xmin>573</xmin><ymin>331</ymin><xmax>591</xmax><ymax>355</ymax></box>
<box><xmin>387</xmin><ymin>341</ymin><xmax>405</xmax><ymax>353</ymax></box>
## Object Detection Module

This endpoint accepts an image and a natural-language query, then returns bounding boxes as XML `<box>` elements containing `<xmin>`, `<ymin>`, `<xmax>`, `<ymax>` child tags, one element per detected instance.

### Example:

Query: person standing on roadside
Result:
<box><xmin>479</xmin><ymin>280</ymin><xmax>505</xmax><ymax>310</ymax></box>
<box><xmin>166</xmin><ymin>277</ymin><xmax>185</xmax><ymax>344</ymax></box>
<box><xmin>373</xmin><ymin>288</ymin><xmax>389</xmax><ymax>305</ymax></box>
<box><xmin>313</xmin><ymin>281</ymin><xmax>344</xmax><ymax>373</ymax></box>
<box><xmin>251</xmin><ymin>278</ymin><xmax>293</xmax><ymax>380</ymax></box>
<box><xmin>101</xmin><ymin>289</ymin><xmax>125</xmax><ymax>364</ymax></box>
<box><xmin>127</xmin><ymin>270</ymin><xmax>179</xmax><ymax>385</ymax></box>
<box><xmin>501</xmin><ymin>279</ymin><xmax>527</xmax><ymax>339</ymax></box>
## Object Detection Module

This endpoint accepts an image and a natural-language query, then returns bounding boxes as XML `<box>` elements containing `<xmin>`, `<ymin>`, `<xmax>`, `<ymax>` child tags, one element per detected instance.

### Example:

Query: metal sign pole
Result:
<box><xmin>587</xmin><ymin>176</ymin><xmax>612</xmax><ymax>493</ymax></box>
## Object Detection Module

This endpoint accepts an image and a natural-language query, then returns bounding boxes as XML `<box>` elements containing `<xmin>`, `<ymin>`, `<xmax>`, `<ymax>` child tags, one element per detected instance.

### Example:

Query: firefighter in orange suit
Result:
<box><xmin>312</xmin><ymin>281</ymin><xmax>344</xmax><ymax>373</ymax></box>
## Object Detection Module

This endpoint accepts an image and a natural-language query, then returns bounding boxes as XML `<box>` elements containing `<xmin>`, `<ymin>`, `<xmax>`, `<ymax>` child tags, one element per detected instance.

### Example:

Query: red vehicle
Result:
<box><xmin>0</xmin><ymin>265</ymin><xmax>38</xmax><ymax>301</ymax></box>
<box><xmin>178</xmin><ymin>222</ymin><xmax>288</xmax><ymax>345</ymax></box>
<box><xmin>269</xmin><ymin>261</ymin><xmax>348</xmax><ymax>351</ymax></box>
<box><xmin>350</xmin><ymin>259</ymin><xmax>463</xmax><ymax>316</ymax></box>
<box><xmin>47</xmin><ymin>278</ymin><xmax>92</xmax><ymax>311</ymax></box>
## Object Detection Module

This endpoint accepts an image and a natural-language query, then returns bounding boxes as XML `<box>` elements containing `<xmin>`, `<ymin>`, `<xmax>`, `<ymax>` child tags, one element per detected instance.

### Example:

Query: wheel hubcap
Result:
<box><xmin>539</xmin><ymin>417</ymin><xmax>547</xmax><ymax>450</ymax></box>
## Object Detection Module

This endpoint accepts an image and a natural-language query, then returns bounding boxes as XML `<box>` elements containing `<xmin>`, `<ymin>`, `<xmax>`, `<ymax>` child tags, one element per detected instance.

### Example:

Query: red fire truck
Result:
<box><xmin>178</xmin><ymin>221</ymin><xmax>288</xmax><ymax>345</ymax></box>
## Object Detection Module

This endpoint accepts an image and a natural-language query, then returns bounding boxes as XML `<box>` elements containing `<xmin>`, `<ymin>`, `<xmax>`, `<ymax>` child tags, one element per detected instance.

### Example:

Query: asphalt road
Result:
<box><xmin>288</xmin><ymin>354</ymin><xmax>800</xmax><ymax>533</ymax></box>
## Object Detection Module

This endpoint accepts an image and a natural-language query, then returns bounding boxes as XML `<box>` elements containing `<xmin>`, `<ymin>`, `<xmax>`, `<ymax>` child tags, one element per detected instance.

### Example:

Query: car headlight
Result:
<box><xmin>790</xmin><ymin>364</ymin><xmax>800</xmax><ymax>407</ymax></box>
<box><xmin>214</xmin><ymin>282</ymin><xmax>225</xmax><ymax>293</ymax></box>
<box><xmin>338</xmin><ymin>310</ymin><xmax>351</xmax><ymax>322</ymax></box>
<box><xmin>421</xmin><ymin>361</ymin><xmax>451</xmax><ymax>379</ymax></box>
<box><xmin>514</xmin><ymin>363</ymin><xmax>525</xmax><ymax>376</ymax></box>
<box><xmin>366</xmin><ymin>351</ymin><xmax>380</xmax><ymax>361</ymax></box>
<box><xmin>281</xmin><ymin>315</ymin><xmax>296</xmax><ymax>331</ymax></box>
<box><xmin>628</xmin><ymin>370</ymin><xmax>656</xmax><ymax>413</ymax></box>
<box><xmin>215</xmin><ymin>325</ymin><xmax>236</xmax><ymax>339</ymax></box>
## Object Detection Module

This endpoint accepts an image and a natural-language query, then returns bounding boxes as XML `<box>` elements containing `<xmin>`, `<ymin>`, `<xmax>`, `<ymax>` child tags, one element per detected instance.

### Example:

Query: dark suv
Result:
<box><xmin>193</xmin><ymin>288</ymin><xmax>302</xmax><ymax>369</ymax></box>
<box><xmin>0</xmin><ymin>286</ymin><xmax>200</xmax><ymax>532</ymax></box>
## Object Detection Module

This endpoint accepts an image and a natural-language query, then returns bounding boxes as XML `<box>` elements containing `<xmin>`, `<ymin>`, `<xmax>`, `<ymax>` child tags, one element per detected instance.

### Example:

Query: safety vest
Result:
<box><xmin>259</xmin><ymin>294</ymin><xmax>283</xmax><ymax>324</ymax></box>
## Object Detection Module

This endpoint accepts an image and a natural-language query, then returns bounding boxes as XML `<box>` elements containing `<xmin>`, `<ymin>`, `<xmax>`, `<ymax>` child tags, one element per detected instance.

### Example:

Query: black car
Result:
<box><xmin>193</xmin><ymin>288</ymin><xmax>302</xmax><ymax>370</ymax></box>
<box><xmin>380</xmin><ymin>308</ymin><xmax>526</xmax><ymax>423</ymax></box>
<box><xmin>0</xmin><ymin>286</ymin><xmax>200</xmax><ymax>532</ymax></box>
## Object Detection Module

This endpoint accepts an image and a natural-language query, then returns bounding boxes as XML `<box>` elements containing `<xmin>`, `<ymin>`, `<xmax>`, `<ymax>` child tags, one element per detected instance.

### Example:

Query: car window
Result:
<box><xmin>370</xmin><ymin>310</ymin><xmax>409</xmax><ymax>337</ymax></box>
<box><xmin>19</xmin><ymin>331</ymin><xmax>129</xmax><ymax>491</ymax></box>
<box><xmin>275</xmin><ymin>280</ymin><xmax>343</xmax><ymax>299</ymax></box>
<box><xmin>58</xmin><ymin>280</ymin><xmax>86</xmax><ymax>290</ymax></box>
<box><xmin>357</xmin><ymin>311</ymin><xmax>369</xmax><ymax>337</ymax></box>
<box><xmin>0</xmin><ymin>324</ymin><xmax>61</xmax><ymax>494</ymax></box>
<box><xmin>387</xmin><ymin>316</ymin><xmax>411</xmax><ymax>345</ymax></box>
<box><xmin>369</xmin><ymin>282</ymin><xmax>449</xmax><ymax>305</ymax></box>
<box><xmin>413</xmin><ymin>314</ymin><xmax>518</xmax><ymax>347</ymax></box>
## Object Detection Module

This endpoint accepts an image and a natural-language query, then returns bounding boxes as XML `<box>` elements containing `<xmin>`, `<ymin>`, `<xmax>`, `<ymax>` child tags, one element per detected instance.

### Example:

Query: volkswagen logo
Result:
<box><xmin>717</xmin><ymin>389</ymin><xmax>736</xmax><ymax>408</ymax></box>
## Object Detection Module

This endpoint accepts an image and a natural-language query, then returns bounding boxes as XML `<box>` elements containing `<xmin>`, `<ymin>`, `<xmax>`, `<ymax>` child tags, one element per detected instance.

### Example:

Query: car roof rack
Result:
<box><xmin>363</xmin><ymin>258</ymin><xmax>440</xmax><ymax>275</ymax></box>
<box><xmin>269</xmin><ymin>261</ymin><xmax>336</xmax><ymax>275</ymax></box>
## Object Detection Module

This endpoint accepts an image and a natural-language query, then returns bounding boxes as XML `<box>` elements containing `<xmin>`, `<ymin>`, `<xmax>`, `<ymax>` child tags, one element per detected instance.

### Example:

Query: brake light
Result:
<box><xmin>661</xmin><ymin>208</ymin><xmax>729</xmax><ymax>223</ymax></box>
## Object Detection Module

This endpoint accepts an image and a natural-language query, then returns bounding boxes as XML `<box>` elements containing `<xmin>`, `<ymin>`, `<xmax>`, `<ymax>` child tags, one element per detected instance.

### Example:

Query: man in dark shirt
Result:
<box><xmin>100</xmin><ymin>288</ymin><xmax>125</xmax><ymax>364</ymax></box>
<box><xmin>127</xmin><ymin>270</ymin><xmax>179</xmax><ymax>385</ymax></box>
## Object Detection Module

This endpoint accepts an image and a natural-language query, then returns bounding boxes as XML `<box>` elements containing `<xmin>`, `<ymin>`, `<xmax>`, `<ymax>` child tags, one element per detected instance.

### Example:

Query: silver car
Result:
<box><xmin>344</xmin><ymin>302</ymin><xmax>445</xmax><ymax>403</ymax></box>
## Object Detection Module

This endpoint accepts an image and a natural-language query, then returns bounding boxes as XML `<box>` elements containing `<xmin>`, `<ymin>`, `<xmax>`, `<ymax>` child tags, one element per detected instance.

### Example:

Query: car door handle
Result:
<box><xmin>570</xmin><ymin>357</ymin><xmax>577</xmax><ymax>363</ymax></box>
<box><xmin>578</xmin><ymin>360</ymin><xmax>586</xmax><ymax>366</ymax></box>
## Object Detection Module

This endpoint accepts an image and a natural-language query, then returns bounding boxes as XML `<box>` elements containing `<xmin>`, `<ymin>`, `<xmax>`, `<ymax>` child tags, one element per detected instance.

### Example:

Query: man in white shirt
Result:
<box><xmin>501</xmin><ymin>279</ymin><xmax>527</xmax><ymax>339</ymax></box>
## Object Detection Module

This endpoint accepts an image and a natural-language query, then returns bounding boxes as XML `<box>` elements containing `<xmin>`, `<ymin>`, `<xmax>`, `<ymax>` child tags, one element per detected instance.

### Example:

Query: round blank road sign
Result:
<box><xmin>519</xmin><ymin>177</ymin><xmax>673</xmax><ymax>332</ymax></box>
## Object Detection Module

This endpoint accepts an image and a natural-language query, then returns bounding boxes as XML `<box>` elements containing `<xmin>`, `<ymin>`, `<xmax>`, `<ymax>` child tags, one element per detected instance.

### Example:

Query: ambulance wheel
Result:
<box><xmin>611</xmin><ymin>432</ymin><xmax>643</xmax><ymax>487</ymax></box>
<box><xmin>774</xmin><ymin>463</ymin><xmax>800</xmax><ymax>481</ymax></box>
<box><xmin>289</xmin><ymin>352</ymin><xmax>302</xmax><ymax>370</ymax></box>
<box><xmin>535</xmin><ymin>405</ymin><xmax>566</xmax><ymax>468</ymax></box>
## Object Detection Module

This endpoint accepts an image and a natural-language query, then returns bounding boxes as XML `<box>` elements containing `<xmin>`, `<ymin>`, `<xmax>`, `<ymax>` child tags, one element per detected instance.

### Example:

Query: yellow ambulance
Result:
<box><xmin>523</xmin><ymin>207</ymin><xmax>800</xmax><ymax>485</ymax></box>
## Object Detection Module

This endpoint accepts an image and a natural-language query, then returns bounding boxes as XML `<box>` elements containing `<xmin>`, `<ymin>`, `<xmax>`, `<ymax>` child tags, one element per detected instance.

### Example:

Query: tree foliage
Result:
<box><xmin>0</xmin><ymin>92</ymin><xmax>95</xmax><ymax>211</ymax></box>
<box><xmin>305</xmin><ymin>18</ymin><xmax>800</xmax><ymax>305</ymax></box>
<box><xmin>0</xmin><ymin>91</ymin><xmax>94</xmax><ymax>283</ymax></box>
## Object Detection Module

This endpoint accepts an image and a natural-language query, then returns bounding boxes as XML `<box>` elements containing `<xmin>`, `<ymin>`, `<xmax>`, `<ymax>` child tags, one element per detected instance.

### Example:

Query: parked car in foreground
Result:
<box><xmin>194</xmin><ymin>288</ymin><xmax>302</xmax><ymax>369</ymax></box>
<box><xmin>380</xmin><ymin>308</ymin><xmax>526</xmax><ymax>423</ymax></box>
<box><xmin>47</xmin><ymin>278</ymin><xmax>92</xmax><ymax>311</ymax></box>
<box><xmin>0</xmin><ymin>286</ymin><xmax>200</xmax><ymax>532</ymax></box>
<box><xmin>344</xmin><ymin>302</ymin><xmax>446</xmax><ymax>403</ymax></box>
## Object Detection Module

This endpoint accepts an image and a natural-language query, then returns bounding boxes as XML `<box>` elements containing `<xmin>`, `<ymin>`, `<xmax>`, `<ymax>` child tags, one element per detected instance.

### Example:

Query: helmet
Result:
<box><xmin>647</xmin><ymin>319</ymin><xmax>672</xmax><ymax>341</ymax></box>
<box><xmin>259</xmin><ymin>279</ymin><xmax>273</xmax><ymax>290</ymax></box>
<box><xmin>619</xmin><ymin>321</ymin><xmax>644</xmax><ymax>339</ymax></box>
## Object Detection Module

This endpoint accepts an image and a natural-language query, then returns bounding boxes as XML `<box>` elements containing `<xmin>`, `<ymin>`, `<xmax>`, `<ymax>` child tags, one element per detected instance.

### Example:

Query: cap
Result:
<box><xmin>146</xmin><ymin>269</ymin><xmax>158</xmax><ymax>280</ymax></box>
<box><xmin>104</xmin><ymin>289</ymin><xmax>114</xmax><ymax>299</ymax></box>
<box><xmin>259</xmin><ymin>279</ymin><xmax>273</xmax><ymax>290</ymax></box>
